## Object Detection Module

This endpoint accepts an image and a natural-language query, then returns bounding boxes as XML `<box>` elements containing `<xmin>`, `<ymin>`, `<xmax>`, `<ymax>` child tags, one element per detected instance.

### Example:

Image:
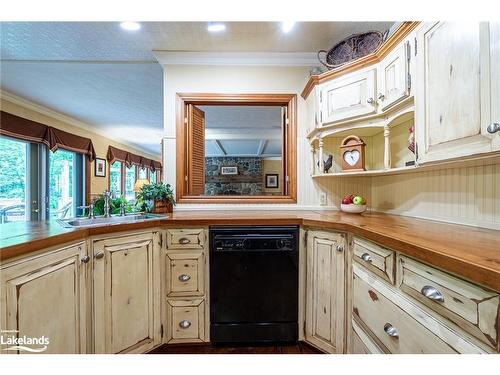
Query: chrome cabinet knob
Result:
<box><xmin>94</xmin><ymin>251</ymin><xmax>104</xmax><ymax>260</ymax></box>
<box><xmin>336</xmin><ymin>244</ymin><xmax>344</xmax><ymax>253</ymax></box>
<box><xmin>487</xmin><ymin>122</ymin><xmax>500</xmax><ymax>134</ymax></box>
<box><xmin>81</xmin><ymin>255</ymin><xmax>90</xmax><ymax>264</ymax></box>
<box><xmin>179</xmin><ymin>320</ymin><xmax>191</xmax><ymax>329</ymax></box>
<box><xmin>178</xmin><ymin>274</ymin><xmax>191</xmax><ymax>282</ymax></box>
<box><xmin>367</xmin><ymin>97</ymin><xmax>375</xmax><ymax>105</ymax></box>
<box><xmin>361</xmin><ymin>253</ymin><xmax>372</xmax><ymax>263</ymax></box>
<box><xmin>178</xmin><ymin>237</ymin><xmax>191</xmax><ymax>245</ymax></box>
<box><xmin>384</xmin><ymin>323</ymin><xmax>399</xmax><ymax>338</ymax></box>
<box><xmin>378</xmin><ymin>93</ymin><xmax>385</xmax><ymax>101</ymax></box>
<box><xmin>421</xmin><ymin>285</ymin><xmax>444</xmax><ymax>302</ymax></box>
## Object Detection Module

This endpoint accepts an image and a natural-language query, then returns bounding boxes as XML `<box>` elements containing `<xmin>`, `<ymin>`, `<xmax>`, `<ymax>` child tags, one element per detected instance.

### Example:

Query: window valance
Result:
<box><xmin>106</xmin><ymin>145</ymin><xmax>162</xmax><ymax>172</ymax></box>
<box><xmin>0</xmin><ymin>111</ymin><xmax>96</xmax><ymax>161</ymax></box>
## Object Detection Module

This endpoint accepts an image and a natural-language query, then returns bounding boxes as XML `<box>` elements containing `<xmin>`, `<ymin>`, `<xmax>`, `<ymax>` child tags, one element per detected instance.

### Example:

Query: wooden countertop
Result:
<box><xmin>1</xmin><ymin>210</ymin><xmax>499</xmax><ymax>291</ymax></box>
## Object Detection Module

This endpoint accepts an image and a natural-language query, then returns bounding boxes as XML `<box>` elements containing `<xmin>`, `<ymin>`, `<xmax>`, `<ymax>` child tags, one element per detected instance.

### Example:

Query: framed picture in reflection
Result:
<box><xmin>265</xmin><ymin>174</ymin><xmax>279</xmax><ymax>188</ymax></box>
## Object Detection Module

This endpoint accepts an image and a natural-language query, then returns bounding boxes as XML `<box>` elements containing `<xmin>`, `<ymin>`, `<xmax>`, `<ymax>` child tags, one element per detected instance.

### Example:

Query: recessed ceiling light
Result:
<box><xmin>120</xmin><ymin>21</ymin><xmax>141</xmax><ymax>31</ymax></box>
<box><xmin>281</xmin><ymin>21</ymin><xmax>296</xmax><ymax>33</ymax></box>
<box><xmin>207</xmin><ymin>22</ymin><xmax>226</xmax><ymax>32</ymax></box>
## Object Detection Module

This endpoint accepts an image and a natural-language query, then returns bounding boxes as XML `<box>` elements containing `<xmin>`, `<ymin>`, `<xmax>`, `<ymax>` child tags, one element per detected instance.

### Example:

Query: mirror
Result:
<box><xmin>199</xmin><ymin>105</ymin><xmax>283</xmax><ymax>196</ymax></box>
<box><xmin>176</xmin><ymin>93</ymin><xmax>296</xmax><ymax>204</ymax></box>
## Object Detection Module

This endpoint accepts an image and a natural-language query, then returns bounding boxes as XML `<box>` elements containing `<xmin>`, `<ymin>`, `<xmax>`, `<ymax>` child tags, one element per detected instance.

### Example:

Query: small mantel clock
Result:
<box><xmin>340</xmin><ymin>135</ymin><xmax>366</xmax><ymax>171</ymax></box>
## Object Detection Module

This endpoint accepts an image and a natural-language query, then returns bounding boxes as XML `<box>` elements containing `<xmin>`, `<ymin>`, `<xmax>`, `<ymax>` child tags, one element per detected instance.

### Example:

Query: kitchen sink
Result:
<box><xmin>57</xmin><ymin>213</ymin><xmax>167</xmax><ymax>228</ymax></box>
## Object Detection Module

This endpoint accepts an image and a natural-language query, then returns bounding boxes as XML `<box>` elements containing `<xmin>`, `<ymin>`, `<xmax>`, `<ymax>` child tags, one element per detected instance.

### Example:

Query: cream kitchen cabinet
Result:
<box><xmin>305</xmin><ymin>230</ymin><xmax>346</xmax><ymax>353</ymax></box>
<box><xmin>415</xmin><ymin>22</ymin><xmax>500</xmax><ymax>164</ymax></box>
<box><xmin>163</xmin><ymin>227</ymin><xmax>209</xmax><ymax>345</ymax></box>
<box><xmin>92</xmin><ymin>231</ymin><xmax>161</xmax><ymax>354</ymax></box>
<box><xmin>0</xmin><ymin>242</ymin><xmax>88</xmax><ymax>354</ymax></box>
<box><xmin>320</xmin><ymin>68</ymin><xmax>377</xmax><ymax>125</ymax></box>
<box><xmin>377</xmin><ymin>41</ymin><xmax>411</xmax><ymax>111</ymax></box>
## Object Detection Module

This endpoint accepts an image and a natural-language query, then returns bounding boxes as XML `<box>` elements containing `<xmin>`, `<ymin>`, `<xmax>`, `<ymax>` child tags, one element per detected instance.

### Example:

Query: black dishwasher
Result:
<box><xmin>210</xmin><ymin>226</ymin><xmax>299</xmax><ymax>344</ymax></box>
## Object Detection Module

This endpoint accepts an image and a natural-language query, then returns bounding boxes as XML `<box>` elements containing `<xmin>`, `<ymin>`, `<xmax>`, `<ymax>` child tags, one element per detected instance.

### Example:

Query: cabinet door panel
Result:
<box><xmin>378</xmin><ymin>42</ymin><xmax>409</xmax><ymax>110</ymax></box>
<box><xmin>0</xmin><ymin>243</ymin><xmax>87</xmax><ymax>354</ymax></box>
<box><xmin>416</xmin><ymin>22</ymin><xmax>495</xmax><ymax>163</ymax></box>
<box><xmin>321</xmin><ymin>69</ymin><xmax>377</xmax><ymax>124</ymax></box>
<box><xmin>305</xmin><ymin>231</ymin><xmax>345</xmax><ymax>353</ymax></box>
<box><xmin>488</xmin><ymin>22</ymin><xmax>500</xmax><ymax>151</ymax></box>
<box><xmin>93</xmin><ymin>232</ymin><xmax>160</xmax><ymax>354</ymax></box>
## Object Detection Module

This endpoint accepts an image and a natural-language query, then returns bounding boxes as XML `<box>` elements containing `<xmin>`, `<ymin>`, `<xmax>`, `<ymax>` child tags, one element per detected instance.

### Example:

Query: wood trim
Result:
<box><xmin>175</xmin><ymin>93</ymin><xmax>297</xmax><ymax>204</ymax></box>
<box><xmin>301</xmin><ymin>22</ymin><xmax>421</xmax><ymax>99</ymax></box>
<box><xmin>85</xmin><ymin>159</ymin><xmax>91</xmax><ymax>204</ymax></box>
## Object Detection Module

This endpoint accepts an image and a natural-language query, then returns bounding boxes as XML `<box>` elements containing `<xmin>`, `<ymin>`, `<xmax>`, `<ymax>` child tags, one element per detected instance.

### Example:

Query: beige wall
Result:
<box><xmin>1</xmin><ymin>96</ymin><xmax>160</xmax><ymax>196</ymax></box>
<box><xmin>161</xmin><ymin>64</ymin><xmax>323</xmax><ymax>208</ymax></box>
<box><xmin>262</xmin><ymin>159</ymin><xmax>283</xmax><ymax>194</ymax></box>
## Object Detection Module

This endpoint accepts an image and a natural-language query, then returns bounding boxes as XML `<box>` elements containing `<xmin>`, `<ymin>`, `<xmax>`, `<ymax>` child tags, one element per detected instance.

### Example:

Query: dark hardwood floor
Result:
<box><xmin>148</xmin><ymin>342</ymin><xmax>322</xmax><ymax>354</ymax></box>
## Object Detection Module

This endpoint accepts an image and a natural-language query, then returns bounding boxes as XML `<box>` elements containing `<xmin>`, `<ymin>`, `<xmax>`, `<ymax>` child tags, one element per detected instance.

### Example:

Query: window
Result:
<box><xmin>138</xmin><ymin>167</ymin><xmax>148</xmax><ymax>180</ymax></box>
<box><xmin>150</xmin><ymin>170</ymin><xmax>157</xmax><ymax>184</ymax></box>
<box><xmin>109</xmin><ymin>161</ymin><xmax>122</xmax><ymax>196</ymax></box>
<box><xmin>125</xmin><ymin>165</ymin><xmax>136</xmax><ymax>201</ymax></box>
<box><xmin>47</xmin><ymin>149</ymin><xmax>85</xmax><ymax>219</ymax></box>
<box><xmin>0</xmin><ymin>136</ymin><xmax>86</xmax><ymax>223</ymax></box>
<box><xmin>0</xmin><ymin>137</ymin><xmax>28</xmax><ymax>222</ymax></box>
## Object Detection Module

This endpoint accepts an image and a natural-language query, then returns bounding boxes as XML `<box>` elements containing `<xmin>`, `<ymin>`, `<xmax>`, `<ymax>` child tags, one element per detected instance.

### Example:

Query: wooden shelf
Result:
<box><xmin>311</xmin><ymin>166</ymin><xmax>416</xmax><ymax>178</ymax></box>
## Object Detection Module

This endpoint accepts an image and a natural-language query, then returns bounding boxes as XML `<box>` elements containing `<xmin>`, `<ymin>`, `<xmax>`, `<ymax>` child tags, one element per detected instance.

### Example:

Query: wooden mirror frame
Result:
<box><xmin>176</xmin><ymin>93</ymin><xmax>297</xmax><ymax>204</ymax></box>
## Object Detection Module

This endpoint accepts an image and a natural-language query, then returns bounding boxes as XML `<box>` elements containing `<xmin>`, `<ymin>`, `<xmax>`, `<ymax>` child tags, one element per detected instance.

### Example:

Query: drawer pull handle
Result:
<box><xmin>178</xmin><ymin>274</ymin><xmax>191</xmax><ymax>282</ymax></box>
<box><xmin>80</xmin><ymin>255</ymin><xmax>90</xmax><ymax>264</ymax></box>
<box><xmin>94</xmin><ymin>251</ymin><xmax>104</xmax><ymax>260</ymax></box>
<box><xmin>179</xmin><ymin>320</ymin><xmax>191</xmax><ymax>329</ymax></box>
<box><xmin>421</xmin><ymin>285</ymin><xmax>444</xmax><ymax>302</ymax></box>
<box><xmin>179</xmin><ymin>237</ymin><xmax>191</xmax><ymax>245</ymax></box>
<box><xmin>361</xmin><ymin>253</ymin><xmax>372</xmax><ymax>263</ymax></box>
<box><xmin>383</xmin><ymin>323</ymin><xmax>399</xmax><ymax>338</ymax></box>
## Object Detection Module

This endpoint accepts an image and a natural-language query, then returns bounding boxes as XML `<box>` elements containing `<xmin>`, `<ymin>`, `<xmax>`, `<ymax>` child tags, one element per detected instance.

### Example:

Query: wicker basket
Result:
<box><xmin>318</xmin><ymin>30</ymin><xmax>385</xmax><ymax>70</ymax></box>
<box><xmin>152</xmin><ymin>199</ymin><xmax>173</xmax><ymax>214</ymax></box>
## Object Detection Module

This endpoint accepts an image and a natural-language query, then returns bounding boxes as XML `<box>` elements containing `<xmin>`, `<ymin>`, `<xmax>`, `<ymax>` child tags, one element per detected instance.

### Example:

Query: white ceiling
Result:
<box><xmin>0</xmin><ymin>21</ymin><xmax>394</xmax><ymax>156</ymax></box>
<box><xmin>200</xmin><ymin>106</ymin><xmax>282</xmax><ymax>157</ymax></box>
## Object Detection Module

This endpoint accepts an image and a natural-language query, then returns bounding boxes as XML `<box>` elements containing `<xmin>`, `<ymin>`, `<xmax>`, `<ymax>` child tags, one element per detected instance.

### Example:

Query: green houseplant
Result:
<box><xmin>136</xmin><ymin>182</ymin><xmax>175</xmax><ymax>213</ymax></box>
<box><xmin>91</xmin><ymin>195</ymin><xmax>134</xmax><ymax>216</ymax></box>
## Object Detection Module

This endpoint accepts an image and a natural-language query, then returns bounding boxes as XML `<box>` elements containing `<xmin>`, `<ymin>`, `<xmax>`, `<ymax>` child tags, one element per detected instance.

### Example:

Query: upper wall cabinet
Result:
<box><xmin>415</xmin><ymin>22</ymin><xmax>500</xmax><ymax>164</ymax></box>
<box><xmin>320</xmin><ymin>68</ymin><xmax>377</xmax><ymax>124</ymax></box>
<box><xmin>377</xmin><ymin>42</ymin><xmax>410</xmax><ymax>111</ymax></box>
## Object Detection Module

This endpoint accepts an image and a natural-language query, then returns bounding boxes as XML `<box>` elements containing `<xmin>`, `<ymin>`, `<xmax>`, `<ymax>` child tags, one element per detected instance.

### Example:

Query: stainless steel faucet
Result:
<box><xmin>119</xmin><ymin>202</ymin><xmax>126</xmax><ymax>216</ymax></box>
<box><xmin>103</xmin><ymin>190</ymin><xmax>111</xmax><ymax>218</ymax></box>
<box><xmin>77</xmin><ymin>203</ymin><xmax>95</xmax><ymax>219</ymax></box>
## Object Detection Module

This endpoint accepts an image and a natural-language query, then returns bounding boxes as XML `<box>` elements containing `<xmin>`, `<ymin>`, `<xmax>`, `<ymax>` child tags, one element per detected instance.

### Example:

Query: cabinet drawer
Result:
<box><xmin>353</xmin><ymin>237</ymin><xmax>395</xmax><ymax>284</ymax></box>
<box><xmin>166</xmin><ymin>228</ymin><xmax>205</xmax><ymax>250</ymax></box>
<box><xmin>353</xmin><ymin>264</ymin><xmax>487</xmax><ymax>353</ymax></box>
<box><xmin>166</xmin><ymin>251</ymin><xmax>205</xmax><ymax>297</ymax></box>
<box><xmin>166</xmin><ymin>299</ymin><xmax>205</xmax><ymax>343</ymax></box>
<box><xmin>351</xmin><ymin>320</ymin><xmax>384</xmax><ymax>354</ymax></box>
<box><xmin>397</xmin><ymin>255</ymin><xmax>500</xmax><ymax>349</ymax></box>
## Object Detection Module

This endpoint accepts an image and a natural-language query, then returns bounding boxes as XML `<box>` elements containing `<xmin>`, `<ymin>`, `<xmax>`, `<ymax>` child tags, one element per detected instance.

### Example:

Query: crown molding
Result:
<box><xmin>152</xmin><ymin>51</ymin><xmax>318</xmax><ymax>67</ymax></box>
<box><xmin>0</xmin><ymin>90</ymin><xmax>160</xmax><ymax>160</ymax></box>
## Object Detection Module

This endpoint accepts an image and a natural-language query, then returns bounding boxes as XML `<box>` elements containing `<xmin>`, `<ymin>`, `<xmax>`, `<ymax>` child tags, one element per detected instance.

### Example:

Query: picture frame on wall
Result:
<box><xmin>95</xmin><ymin>158</ymin><xmax>106</xmax><ymax>177</ymax></box>
<box><xmin>265</xmin><ymin>174</ymin><xmax>279</xmax><ymax>188</ymax></box>
<box><xmin>220</xmin><ymin>166</ymin><xmax>238</xmax><ymax>175</ymax></box>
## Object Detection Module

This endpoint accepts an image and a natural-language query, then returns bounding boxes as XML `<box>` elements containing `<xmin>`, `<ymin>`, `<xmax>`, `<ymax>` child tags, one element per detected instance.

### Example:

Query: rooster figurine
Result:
<box><xmin>317</xmin><ymin>154</ymin><xmax>333</xmax><ymax>173</ymax></box>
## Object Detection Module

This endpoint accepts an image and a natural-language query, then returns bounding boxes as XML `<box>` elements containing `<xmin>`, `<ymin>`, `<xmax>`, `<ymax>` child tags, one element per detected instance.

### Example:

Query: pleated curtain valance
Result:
<box><xmin>0</xmin><ymin>111</ymin><xmax>96</xmax><ymax>161</ymax></box>
<box><xmin>107</xmin><ymin>145</ymin><xmax>162</xmax><ymax>172</ymax></box>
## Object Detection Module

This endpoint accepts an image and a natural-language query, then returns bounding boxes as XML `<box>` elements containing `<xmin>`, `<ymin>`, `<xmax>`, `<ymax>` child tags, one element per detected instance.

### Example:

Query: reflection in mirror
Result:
<box><xmin>196</xmin><ymin>105</ymin><xmax>284</xmax><ymax>196</ymax></box>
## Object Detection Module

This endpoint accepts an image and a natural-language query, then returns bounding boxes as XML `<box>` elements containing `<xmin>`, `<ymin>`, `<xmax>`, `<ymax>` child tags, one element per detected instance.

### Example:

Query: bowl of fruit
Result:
<box><xmin>341</xmin><ymin>194</ymin><xmax>367</xmax><ymax>214</ymax></box>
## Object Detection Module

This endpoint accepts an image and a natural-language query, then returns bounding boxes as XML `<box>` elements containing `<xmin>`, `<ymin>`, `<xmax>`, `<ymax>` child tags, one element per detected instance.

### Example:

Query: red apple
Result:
<box><xmin>342</xmin><ymin>196</ymin><xmax>352</xmax><ymax>204</ymax></box>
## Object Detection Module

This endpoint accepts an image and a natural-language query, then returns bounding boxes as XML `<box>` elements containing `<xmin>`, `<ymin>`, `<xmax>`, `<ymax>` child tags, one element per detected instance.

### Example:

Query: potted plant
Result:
<box><xmin>137</xmin><ymin>182</ymin><xmax>175</xmax><ymax>214</ymax></box>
